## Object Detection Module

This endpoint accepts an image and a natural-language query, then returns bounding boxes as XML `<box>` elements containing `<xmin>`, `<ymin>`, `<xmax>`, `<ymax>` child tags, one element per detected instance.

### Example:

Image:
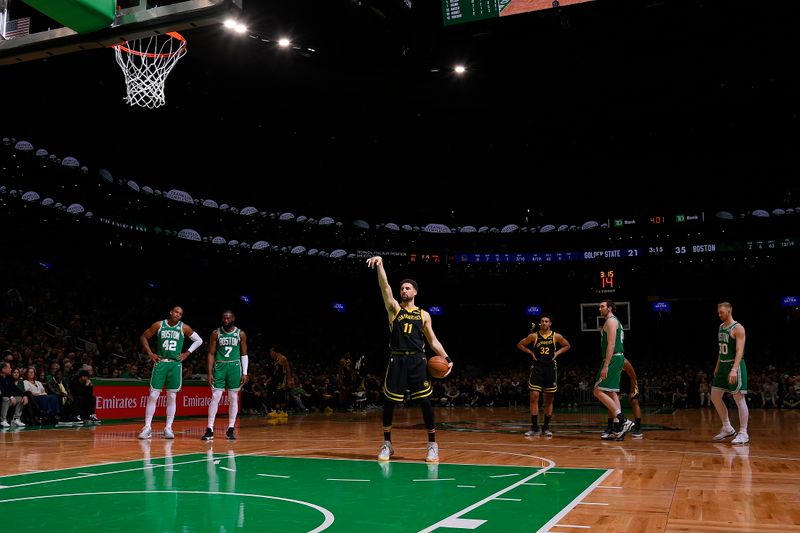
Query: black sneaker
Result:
<box><xmin>201</xmin><ymin>428</ymin><xmax>214</xmax><ymax>441</ymax></box>
<box><xmin>226</xmin><ymin>427</ymin><xmax>236</xmax><ymax>440</ymax></box>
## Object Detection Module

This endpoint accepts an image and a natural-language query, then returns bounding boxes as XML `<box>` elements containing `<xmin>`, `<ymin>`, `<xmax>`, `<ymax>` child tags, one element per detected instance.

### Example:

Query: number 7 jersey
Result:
<box><xmin>215</xmin><ymin>327</ymin><xmax>242</xmax><ymax>361</ymax></box>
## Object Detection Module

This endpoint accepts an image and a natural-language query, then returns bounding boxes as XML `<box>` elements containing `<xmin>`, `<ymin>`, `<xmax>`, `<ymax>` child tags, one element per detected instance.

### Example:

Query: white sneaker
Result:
<box><xmin>425</xmin><ymin>442</ymin><xmax>439</xmax><ymax>463</ymax></box>
<box><xmin>138</xmin><ymin>427</ymin><xmax>152</xmax><ymax>439</ymax></box>
<box><xmin>377</xmin><ymin>440</ymin><xmax>394</xmax><ymax>461</ymax></box>
<box><xmin>731</xmin><ymin>432</ymin><xmax>749</xmax><ymax>445</ymax></box>
<box><xmin>1</xmin><ymin>420</ymin><xmax>11</xmax><ymax>428</ymax></box>
<box><xmin>614</xmin><ymin>419</ymin><xmax>635</xmax><ymax>439</ymax></box>
<box><xmin>163</xmin><ymin>428</ymin><xmax>175</xmax><ymax>439</ymax></box>
<box><xmin>712</xmin><ymin>427</ymin><xmax>736</xmax><ymax>441</ymax></box>
<box><xmin>524</xmin><ymin>429</ymin><xmax>541</xmax><ymax>437</ymax></box>
<box><xmin>12</xmin><ymin>419</ymin><xmax>25</xmax><ymax>427</ymax></box>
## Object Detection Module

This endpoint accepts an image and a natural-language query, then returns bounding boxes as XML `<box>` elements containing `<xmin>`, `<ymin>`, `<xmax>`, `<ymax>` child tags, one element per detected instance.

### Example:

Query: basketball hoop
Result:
<box><xmin>113</xmin><ymin>31</ymin><xmax>187</xmax><ymax>109</ymax></box>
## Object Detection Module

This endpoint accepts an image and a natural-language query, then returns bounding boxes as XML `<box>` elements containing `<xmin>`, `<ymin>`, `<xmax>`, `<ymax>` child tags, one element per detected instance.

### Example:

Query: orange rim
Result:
<box><xmin>113</xmin><ymin>31</ymin><xmax>186</xmax><ymax>58</ymax></box>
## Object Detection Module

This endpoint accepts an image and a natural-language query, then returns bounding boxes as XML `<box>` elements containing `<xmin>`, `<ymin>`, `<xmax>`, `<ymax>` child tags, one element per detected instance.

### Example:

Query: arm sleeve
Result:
<box><xmin>187</xmin><ymin>332</ymin><xmax>203</xmax><ymax>354</ymax></box>
<box><xmin>241</xmin><ymin>355</ymin><xmax>249</xmax><ymax>375</ymax></box>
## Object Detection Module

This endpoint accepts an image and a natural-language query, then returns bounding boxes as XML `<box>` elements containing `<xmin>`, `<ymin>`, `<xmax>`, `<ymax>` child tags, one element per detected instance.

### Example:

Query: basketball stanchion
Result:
<box><xmin>113</xmin><ymin>31</ymin><xmax>187</xmax><ymax>109</ymax></box>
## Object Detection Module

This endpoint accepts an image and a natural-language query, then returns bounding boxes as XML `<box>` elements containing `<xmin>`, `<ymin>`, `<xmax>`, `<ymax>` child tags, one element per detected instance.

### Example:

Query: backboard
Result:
<box><xmin>0</xmin><ymin>0</ymin><xmax>242</xmax><ymax>65</ymax></box>
<box><xmin>580</xmin><ymin>301</ymin><xmax>631</xmax><ymax>332</ymax></box>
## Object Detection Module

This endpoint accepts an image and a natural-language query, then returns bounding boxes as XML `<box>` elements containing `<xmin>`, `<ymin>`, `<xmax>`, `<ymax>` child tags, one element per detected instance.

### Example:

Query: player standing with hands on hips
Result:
<box><xmin>366</xmin><ymin>256</ymin><xmax>453</xmax><ymax>463</ymax></box>
<box><xmin>517</xmin><ymin>314</ymin><xmax>570</xmax><ymax>437</ymax></box>
<box><xmin>138</xmin><ymin>306</ymin><xmax>203</xmax><ymax>439</ymax></box>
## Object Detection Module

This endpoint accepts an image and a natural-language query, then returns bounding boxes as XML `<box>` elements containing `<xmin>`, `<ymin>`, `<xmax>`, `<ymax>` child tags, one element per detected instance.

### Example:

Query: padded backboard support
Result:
<box><xmin>0</xmin><ymin>0</ymin><xmax>242</xmax><ymax>65</ymax></box>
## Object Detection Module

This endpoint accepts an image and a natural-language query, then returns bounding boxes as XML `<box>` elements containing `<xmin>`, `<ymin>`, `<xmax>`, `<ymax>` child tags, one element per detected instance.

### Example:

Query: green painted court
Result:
<box><xmin>0</xmin><ymin>454</ymin><xmax>609</xmax><ymax>532</ymax></box>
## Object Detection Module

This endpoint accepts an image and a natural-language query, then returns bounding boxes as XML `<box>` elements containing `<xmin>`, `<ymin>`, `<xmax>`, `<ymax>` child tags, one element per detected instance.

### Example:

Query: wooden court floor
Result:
<box><xmin>1</xmin><ymin>406</ymin><xmax>798</xmax><ymax>532</ymax></box>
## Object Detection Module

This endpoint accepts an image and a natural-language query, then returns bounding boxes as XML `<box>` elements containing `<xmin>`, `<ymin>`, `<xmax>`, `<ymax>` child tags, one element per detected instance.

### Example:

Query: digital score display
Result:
<box><xmin>454</xmin><ymin>249</ymin><xmax>641</xmax><ymax>263</ymax></box>
<box><xmin>408</xmin><ymin>253</ymin><xmax>443</xmax><ymax>264</ymax></box>
<box><xmin>652</xmin><ymin>301</ymin><xmax>671</xmax><ymax>312</ymax></box>
<box><xmin>454</xmin><ymin>237</ymin><xmax>797</xmax><ymax>264</ymax></box>
<box><xmin>442</xmin><ymin>0</ymin><xmax>593</xmax><ymax>27</ymax></box>
<box><xmin>781</xmin><ymin>296</ymin><xmax>799</xmax><ymax>308</ymax></box>
<box><xmin>613</xmin><ymin>213</ymin><xmax>705</xmax><ymax>227</ymax></box>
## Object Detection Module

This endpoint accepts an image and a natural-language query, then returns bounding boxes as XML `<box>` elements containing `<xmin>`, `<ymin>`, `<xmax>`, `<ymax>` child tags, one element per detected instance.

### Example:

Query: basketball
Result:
<box><xmin>427</xmin><ymin>355</ymin><xmax>450</xmax><ymax>378</ymax></box>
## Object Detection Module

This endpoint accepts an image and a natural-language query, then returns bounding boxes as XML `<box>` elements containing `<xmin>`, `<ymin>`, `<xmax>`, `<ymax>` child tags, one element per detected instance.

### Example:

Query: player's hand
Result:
<box><xmin>208</xmin><ymin>375</ymin><xmax>215</xmax><ymax>387</ymax></box>
<box><xmin>366</xmin><ymin>256</ymin><xmax>382</xmax><ymax>268</ymax></box>
<box><xmin>241</xmin><ymin>374</ymin><xmax>249</xmax><ymax>386</ymax></box>
<box><xmin>728</xmin><ymin>369</ymin><xmax>737</xmax><ymax>385</ymax></box>
<box><xmin>178</xmin><ymin>351</ymin><xmax>189</xmax><ymax>362</ymax></box>
<box><xmin>600</xmin><ymin>365</ymin><xmax>609</xmax><ymax>380</ymax></box>
<box><xmin>443</xmin><ymin>361</ymin><xmax>454</xmax><ymax>378</ymax></box>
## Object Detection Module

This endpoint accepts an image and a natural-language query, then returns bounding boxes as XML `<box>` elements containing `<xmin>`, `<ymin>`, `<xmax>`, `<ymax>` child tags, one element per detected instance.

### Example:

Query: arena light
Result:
<box><xmin>66</xmin><ymin>203</ymin><xmax>85</xmax><ymax>215</ymax></box>
<box><xmin>14</xmin><ymin>140</ymin><xmax>33</xmax><ymax>152</ymax></box>
<box><xmin>177</xmin><ymin>229</ymin><xmax>201</xmax><ymax>241</ymax></box>
<box><xmin>581</xmin><ymin>220</ymin><xmax>599</xmax><ymax>230</ymax></box>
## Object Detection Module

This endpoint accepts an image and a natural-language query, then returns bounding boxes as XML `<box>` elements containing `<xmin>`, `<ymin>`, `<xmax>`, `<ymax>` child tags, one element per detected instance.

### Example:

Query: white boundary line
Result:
<box><xmin>537</xmin><ymin>469</ymin><xmax>613</xmax><ymax>533</ymax></box>
<box><xmin>0</xmin><ymin>491</ymin><xmax>335</xmax><ymax>533</ymax></box>
<box><xmin>416</xmin><ymin>458</ymin><xmax>557</xmax><ymax>533</ymax></box>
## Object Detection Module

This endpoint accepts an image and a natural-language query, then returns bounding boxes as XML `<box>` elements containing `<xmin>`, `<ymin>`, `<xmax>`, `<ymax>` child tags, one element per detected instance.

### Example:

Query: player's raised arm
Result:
<box><xmin>366</xmin><ymin>256</ymin><xmax>400</xmax><ymax>320</ymax></box>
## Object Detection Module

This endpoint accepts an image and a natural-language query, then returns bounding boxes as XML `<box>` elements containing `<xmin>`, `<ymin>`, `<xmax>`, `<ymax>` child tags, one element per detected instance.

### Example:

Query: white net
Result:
<box><xmin>113</xmin><ymin>32</ymin><xmax>187</xmax><ymax>109</ymax></box>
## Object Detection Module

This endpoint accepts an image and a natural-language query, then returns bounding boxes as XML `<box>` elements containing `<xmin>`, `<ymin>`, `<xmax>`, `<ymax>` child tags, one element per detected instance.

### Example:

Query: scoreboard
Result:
<box><xmin>442</xmin><ymin>0</ymin><xmax>498</xmax><ymax>25</ymax></box>
<box><xmin>442</xmin><ymin>0</ymin><xmax>594</xmax><ymax>27</ymax></box>
<box><xmin>452</xmin><ymin>237</ymin><xmax>797</xmax><ymax>264</ymax></box>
